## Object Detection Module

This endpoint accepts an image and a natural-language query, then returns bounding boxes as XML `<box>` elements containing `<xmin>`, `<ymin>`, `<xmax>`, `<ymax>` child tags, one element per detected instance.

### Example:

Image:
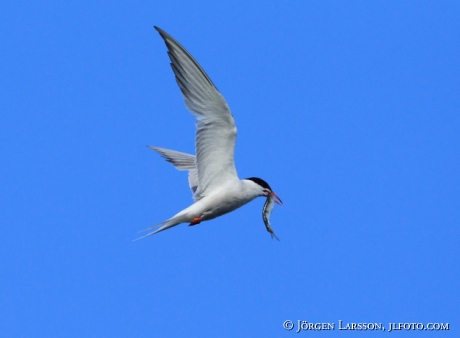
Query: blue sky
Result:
<box><xmin>1</xmin><ymin>1</ymin><xmax>459</xmax><ymax>337</ymax></box>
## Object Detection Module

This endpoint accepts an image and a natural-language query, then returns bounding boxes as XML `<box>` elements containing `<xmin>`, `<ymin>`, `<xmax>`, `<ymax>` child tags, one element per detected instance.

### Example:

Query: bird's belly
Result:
<box><xmin>200</xmin><ymin>193</ymin><xmax>253</xmax><ymax>221</ymax></box>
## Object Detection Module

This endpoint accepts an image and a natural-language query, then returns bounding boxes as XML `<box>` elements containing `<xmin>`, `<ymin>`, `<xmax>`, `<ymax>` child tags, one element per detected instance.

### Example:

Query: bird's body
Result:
<box><xmin>139</xmin><ymin>27</ymin><xmax>282</xmax><ymax>239</ymax></box>
<box><xmin>183</xmin><ymin>179</ymin><xmax>266</xmax><ymax>222</ymax></box>
<box><xmin>155</xmin><ymin>179</ymin><xmax>263</xmax><ymax>229</ymax></box>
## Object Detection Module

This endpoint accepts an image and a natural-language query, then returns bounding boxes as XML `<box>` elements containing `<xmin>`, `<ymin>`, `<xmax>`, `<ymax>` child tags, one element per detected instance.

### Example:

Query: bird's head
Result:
<box><xmin>245</xmin><ymin>177</ymin><xmax>283</xmax><ymax>205</ymax></box>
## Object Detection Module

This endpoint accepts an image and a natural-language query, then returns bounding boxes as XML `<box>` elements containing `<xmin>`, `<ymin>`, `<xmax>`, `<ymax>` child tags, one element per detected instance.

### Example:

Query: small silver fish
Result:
<box><xmin>262</xmin><ymin>195</ymin><xmax>279</xmax><ymax>240</ymax></box>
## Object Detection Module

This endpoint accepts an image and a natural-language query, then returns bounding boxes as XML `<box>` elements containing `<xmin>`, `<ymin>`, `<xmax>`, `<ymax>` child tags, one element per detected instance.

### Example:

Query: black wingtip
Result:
<box><xmin>271</xmin><ymin>232</ymin><xmax>280</xmax><ymax>241</ymax></box>
<box><xmin>154</xmin><ymin>26</ymin><xmax>165</xmax><ymax>36</ymax></box>
<box><xmin>154</xmin><ymin>26</ymin><xmax>166</xmax><ymax>36</ymax></box>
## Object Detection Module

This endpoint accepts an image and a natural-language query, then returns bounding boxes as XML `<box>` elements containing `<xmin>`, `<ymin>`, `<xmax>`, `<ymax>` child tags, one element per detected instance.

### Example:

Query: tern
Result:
<box><xmin>140</xmin><ymin>27</ymin><xmax>282</xmax><ymax>239</ymax></box>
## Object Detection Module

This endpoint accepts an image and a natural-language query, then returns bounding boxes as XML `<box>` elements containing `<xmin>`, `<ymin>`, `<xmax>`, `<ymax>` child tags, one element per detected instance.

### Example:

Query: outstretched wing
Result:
<box><xmin>148</xmin><ymin>146</ymin><xmax>198</xmax><ymax>196</ymax></box>
<box><xmin>155</xmin><ymin>27</ymin><xmax>238</xmax><ymax>201</ymax></box>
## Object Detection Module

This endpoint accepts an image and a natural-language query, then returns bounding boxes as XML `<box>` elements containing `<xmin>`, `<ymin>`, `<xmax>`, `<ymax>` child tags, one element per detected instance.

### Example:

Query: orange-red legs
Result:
<box><xmin>189</xmin><ymin>216</ymin><xmax>202</xmax><ymax>226</ymax></box>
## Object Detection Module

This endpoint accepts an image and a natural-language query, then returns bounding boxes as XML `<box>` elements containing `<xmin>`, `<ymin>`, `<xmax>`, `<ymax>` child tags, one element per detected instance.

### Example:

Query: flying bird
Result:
<box><xmin>140</xmin><ymin>26</ymin><xmax>282</xmax><ymax>239</ymax></box>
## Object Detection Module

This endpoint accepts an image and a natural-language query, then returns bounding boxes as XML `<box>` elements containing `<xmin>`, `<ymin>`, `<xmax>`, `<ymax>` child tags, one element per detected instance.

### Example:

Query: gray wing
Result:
<box><xmin>148</xmin><ymin>146</ymin><xmax>198</xmax><ymax>195</ymax></box>
<box><xmin>155</xmin><ymin>27</ymin><xmax>238</xmax><ymax>201</ymax></box>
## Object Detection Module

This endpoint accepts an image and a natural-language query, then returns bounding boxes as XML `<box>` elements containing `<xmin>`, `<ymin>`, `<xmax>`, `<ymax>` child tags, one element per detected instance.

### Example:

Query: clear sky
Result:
<box><xmin>1</xmin><ymin>1</ymin><xmax>458</xmax><ymax>337</ymax></box>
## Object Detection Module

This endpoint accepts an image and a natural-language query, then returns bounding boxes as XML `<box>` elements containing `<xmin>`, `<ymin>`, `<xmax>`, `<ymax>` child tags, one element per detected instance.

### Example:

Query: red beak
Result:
<box><xmin>269</xmin><ymin>191</ymin><xmax>283</xmax><ymax>206</ymax></box>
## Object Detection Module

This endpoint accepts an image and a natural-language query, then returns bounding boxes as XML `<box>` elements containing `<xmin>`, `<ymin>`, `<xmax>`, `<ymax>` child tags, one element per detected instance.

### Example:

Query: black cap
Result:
<box><xmin>245</xmin><ymin>177</ymin><xmax>272</xmax><ymax>191</ymax></box>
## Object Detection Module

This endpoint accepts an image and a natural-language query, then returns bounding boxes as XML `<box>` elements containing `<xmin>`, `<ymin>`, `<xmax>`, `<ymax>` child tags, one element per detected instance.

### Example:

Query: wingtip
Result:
<box><xmin>154</xmin><ymin>26</ymin><xmax>167</xmax><ymax>39</ymax></box>
<box><xmin>271</xmin><ymin>233</ymin><xmax>280</xmax><ymax>241</ymax></box>
<box><xmin>154</xmin><ymin>26</ymin><xmax>167</xmax><ymax>37</ymax></box>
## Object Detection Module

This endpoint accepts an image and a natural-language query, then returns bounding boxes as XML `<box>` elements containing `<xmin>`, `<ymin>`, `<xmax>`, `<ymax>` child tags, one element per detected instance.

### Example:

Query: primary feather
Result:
<box><xmin>155</xmin><ymin>26</ymin><xmax>238</xmax><ymax>202</ymax></box>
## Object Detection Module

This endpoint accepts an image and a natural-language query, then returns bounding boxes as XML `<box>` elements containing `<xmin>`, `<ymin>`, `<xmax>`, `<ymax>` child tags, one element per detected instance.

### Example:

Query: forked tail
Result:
<box><xmin>133</xmin><ymin>217</ymin><xmax>184</xmax><ymax>241</ymax></box>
